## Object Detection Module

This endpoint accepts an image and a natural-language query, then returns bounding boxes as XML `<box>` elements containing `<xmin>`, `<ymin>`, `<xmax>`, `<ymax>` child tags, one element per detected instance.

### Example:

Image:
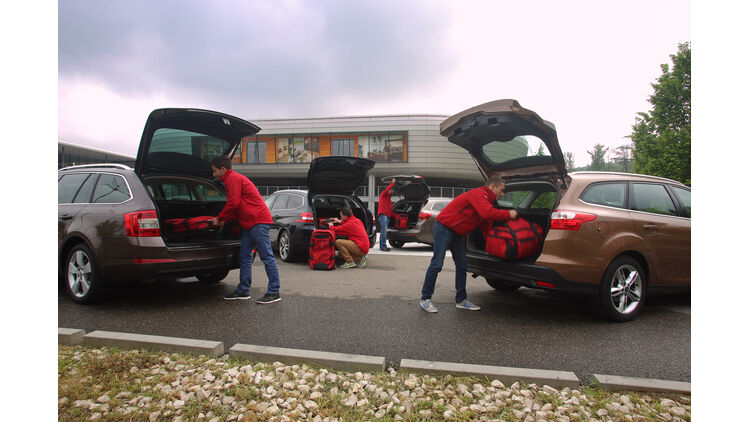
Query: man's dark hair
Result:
<box><xmin>485</xmin><ymin>175</ymin><xmax>505</xmax><ymax>187</ymax></box>
<box><xmin>210</xmin><ymin>156</ymin><xmax>232</xmax><ymax>170</ymax></box>
<box><xmin>340</xmin><ymin>207</ymin><xmax>353</xmax><ymax>217</ymax></box>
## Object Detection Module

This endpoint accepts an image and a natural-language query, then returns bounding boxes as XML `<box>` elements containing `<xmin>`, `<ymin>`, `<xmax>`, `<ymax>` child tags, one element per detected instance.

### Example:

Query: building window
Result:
<box><xmin>332</xmin><ymin>138</ymin><xmax>354</xmax><ymax>156</ymax></box>
<box><xmin>246</xmin><ymin>140</ymin><xmax>266</xmax><ymax>164</ymax></box>
<box><xmin>241</xmin><ymin>130</ymin><xmax>407</xmax><ymax>164</ymax></box>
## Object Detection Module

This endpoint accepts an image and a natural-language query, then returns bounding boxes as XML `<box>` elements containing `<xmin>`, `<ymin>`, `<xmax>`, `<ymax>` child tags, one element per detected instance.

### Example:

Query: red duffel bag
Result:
<box><xmin>394</xmin><ymin>213</ymin><xmax>409</xmax><ymax>229</ymax></box>
<box><xmin>483</xmin><ymin>218</ymin><xmax>543</xmax><ymax>260</ymax></box>
<box><xmin>164</xmin><ymin>218</ymin><xmax>188</xmax><ymax>233</ymax></box>
<box><xmin>186</xmin><ymin>216</ymin><xmax>217</xmax><ymax>232</ymax></box>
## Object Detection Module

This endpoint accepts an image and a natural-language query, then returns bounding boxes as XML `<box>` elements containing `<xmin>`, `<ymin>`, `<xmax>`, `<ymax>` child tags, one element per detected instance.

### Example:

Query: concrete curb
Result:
<box><xmin>59</xmin><ymin>328</ymin><xmax>85</xmax><ymax>346</ymax></box>
<box><xmin>400</xmin><ymin>358</ymin><xmax>579</xmax><ymax>390</ymax></box>
<box><xmin>592</xmin><ymin>374</ymin><xmax>691</xmax><ymax>394</ymax></box>
<box><xmin>229</xmin><ymin>343</ymin><xmax>386</xmax><ymax>372</ymax></box>
<box><xmin>60</xmin><ymin>328</ymin><xmax>689</xmax><ymax>393</ymax></box>
<box><xmin>82</xmin><ymin>330</ymin><xmax>224</xmax><ymax>358</ymax></box>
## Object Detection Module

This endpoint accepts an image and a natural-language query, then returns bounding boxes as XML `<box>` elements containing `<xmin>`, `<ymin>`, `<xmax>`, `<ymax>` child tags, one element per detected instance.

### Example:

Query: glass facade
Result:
<box><xmin>239</xmin><ymin>131</ymin><xmax>408</xmax><ymax>164</ymax></box>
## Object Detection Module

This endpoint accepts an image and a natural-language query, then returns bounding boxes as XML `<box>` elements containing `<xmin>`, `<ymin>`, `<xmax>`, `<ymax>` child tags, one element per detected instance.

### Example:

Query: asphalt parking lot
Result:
<box><xmin>58</xmin><ymin>237</ymin><xmax>690</xmax><ymax>383</ymax></box>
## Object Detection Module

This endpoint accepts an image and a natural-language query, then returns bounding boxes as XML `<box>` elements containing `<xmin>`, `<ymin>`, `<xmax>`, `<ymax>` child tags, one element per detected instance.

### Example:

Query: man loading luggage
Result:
<box><xmin>419</xmin><ymin>176</ymin><xmax>518</xmax><ymax>313</ymax></box>
<box><xmin>377</xmin><ymin>178</ymin><xmax>396</xmax><ymax>251</ymax></box>
<box><xmin>209</xmin><ymin>156</ymin><xmax>281</xmax><ymax>304</ymax></box>
<box><xmin>327</xmin><ymin>207</ymin><xmax>370</xmax><ymax>269</ymax></box>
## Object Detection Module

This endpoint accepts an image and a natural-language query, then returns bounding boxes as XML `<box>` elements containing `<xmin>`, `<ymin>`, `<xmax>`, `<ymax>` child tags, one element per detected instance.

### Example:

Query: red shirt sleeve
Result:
<box><xmin>469</xmin><ymin>187</ymin><xmax>511</xmax><ymax>221</ymax></box>
<box><xmin>217</xmin><ymin>172</ymin><xmax>239</xmax><ymax>222</ymax></box>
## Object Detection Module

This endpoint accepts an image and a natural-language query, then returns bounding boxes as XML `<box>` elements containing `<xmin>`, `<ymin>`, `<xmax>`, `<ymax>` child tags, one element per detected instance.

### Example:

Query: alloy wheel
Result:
<box><xmin>279</xmin><ymin>232</ymin><xmax>290</xmax><ymax>261</ymax></box>
<box><xmin>608</xmin><ymin>264</ymin><xmax>643</xmax><ymax>315</ymax></box>
<box><xmin>68</xmin><ymin>249</ymin><xmax>92</xmax><ymax>298</ymax></box>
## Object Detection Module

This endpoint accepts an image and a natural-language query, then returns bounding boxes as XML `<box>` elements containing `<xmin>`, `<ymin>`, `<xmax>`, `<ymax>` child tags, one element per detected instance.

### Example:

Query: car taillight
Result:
<box><xmin>550</xmin><ymin>210</ymin><xmax>597</xmax><ymax>231</ymax></box>
<box><xmin>295</xmin><ymin>212</ymin><xmax>314</xmax><ymax>223</ymax></box>
<box><xmin>418</xmin><ymin>212</ymin><xmax>431</xmax><ymax>220</ymax></box>
<box><xmin>124</xmin><ymin>210</ymin><xmax>161</xmax><ymax>237</ymax></box>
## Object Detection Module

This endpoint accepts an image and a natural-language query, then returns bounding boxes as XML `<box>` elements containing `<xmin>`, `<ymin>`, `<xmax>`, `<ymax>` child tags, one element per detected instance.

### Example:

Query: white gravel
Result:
<box><xmin>59</xmin><ymin>346</ymin><xmax>691</xmax><ymax>421</ymax></box>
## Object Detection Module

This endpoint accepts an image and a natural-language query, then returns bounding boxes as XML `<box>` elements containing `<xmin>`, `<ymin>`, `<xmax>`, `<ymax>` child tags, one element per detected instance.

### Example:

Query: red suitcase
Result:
<box><xmin>309</xmin><ymin>229</ymin><xmax>336</xmax><ymax>270</ymax></box>
<box><xmin>394</xmin><ymin>213</ymin><xmax>409</xmax><ymax>229</ymax></box>
<box><xmin>483</xmin><ymin>218</ymin><xmax>543</xmax><ymax>260</ymax></box>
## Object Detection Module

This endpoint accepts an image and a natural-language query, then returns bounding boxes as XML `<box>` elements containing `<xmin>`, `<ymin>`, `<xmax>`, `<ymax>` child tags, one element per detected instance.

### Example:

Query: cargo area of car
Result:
<box><xmin>310</xmin><ymin>194</ymin><xmax>370</xmax><ymax>230</ymax></box>
<box><xmin>466</xmin><ymin>209</ymin><xmax>550</xmax><ymax>258</ymax></box>
<box><xmin>390</xmin><ymin>200</ymin><xmax>426</xmax><ymax>230</ymax></box>
<box><xmin>142</xmin><ymin>176</ymin><xmax>243</xmax><ymax>245</ymax></box>
<box><xmin>466</xmin><ymin>180</ymin><xmax>558</xmax><ymax>260</ymax></box>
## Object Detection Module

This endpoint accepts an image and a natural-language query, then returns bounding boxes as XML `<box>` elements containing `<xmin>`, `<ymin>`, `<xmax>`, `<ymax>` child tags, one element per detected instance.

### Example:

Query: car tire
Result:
<box><xmin>196</xmin><ymin>268</ymin><xmax>230</xmax><ymax>284</ymax></box>
<box><xmin>597</xmin><ymin>256</ymin><xmax>647</xmax><ymax>322</ymax></box>
<box><xmin>485</xmin><ymin>278</ymin><xmax>522</xmax><ymax>292</ymax></box>
<box><xmin>278</xmin><ymin>230</ymin><xmax>296</xmax><ymax>262</ymax></box>
<box><xmin>65</xmin><ymin>244</ymin><xmax>108</xmax><ymax>304</ymax></box>
<box><xmin>390</xmin><ymin>240</ymin><xmax>405</xmax><ymax>248</ymax></box>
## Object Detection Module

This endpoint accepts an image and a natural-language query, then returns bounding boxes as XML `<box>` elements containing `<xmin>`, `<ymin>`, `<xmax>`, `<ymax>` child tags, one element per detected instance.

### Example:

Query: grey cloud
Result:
<box><xmin>59</xmin><ymin>0</ymin><xmax>455</xmax><ymax>117</ymax></box>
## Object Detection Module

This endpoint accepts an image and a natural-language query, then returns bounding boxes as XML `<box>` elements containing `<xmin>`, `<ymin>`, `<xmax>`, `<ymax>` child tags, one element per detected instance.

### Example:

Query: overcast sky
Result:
<box><xmin>58</xmin><ymin>0</ymin><xmax>690</xmax><ymax>165</ymax></box>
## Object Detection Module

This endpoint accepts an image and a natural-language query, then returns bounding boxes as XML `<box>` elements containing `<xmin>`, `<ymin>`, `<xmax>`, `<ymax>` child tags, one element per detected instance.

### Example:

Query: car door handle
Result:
<box><xmin>60</xmin><ymin>214</ymin><xmax>74</xmax><ymax>221</ymax></box>
<box><xmin>643</xmin><ymin>224</ymin><xmax>658</xmax><ymax>231</ymax></box>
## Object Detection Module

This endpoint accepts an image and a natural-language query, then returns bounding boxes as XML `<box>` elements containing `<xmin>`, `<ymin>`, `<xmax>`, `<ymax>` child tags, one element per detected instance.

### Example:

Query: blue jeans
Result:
<box><xmin>378</xmin><ymin>214</ymin><xmax>390</xmax><ymax>249</ymax></box>
<box><xmin>236</xmin><ymin>224</ymin><xmax>280</xmax><ymax>295</ymax></box>
<box><xmin>421</xmin><ymin>221</ymin><xmax>468</xmax><ymax>303</ymax></box>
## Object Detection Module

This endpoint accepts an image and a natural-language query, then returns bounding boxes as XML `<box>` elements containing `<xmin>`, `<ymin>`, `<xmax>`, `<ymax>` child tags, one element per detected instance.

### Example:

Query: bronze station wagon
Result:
<box><xmin>442</xmin><ymin>99</ymin><xmax>690</xmax><ymax>321</ymax></box>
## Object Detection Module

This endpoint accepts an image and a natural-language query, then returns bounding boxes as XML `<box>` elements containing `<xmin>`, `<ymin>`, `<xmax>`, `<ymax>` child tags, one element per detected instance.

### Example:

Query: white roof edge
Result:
<box><xmin>58</xmin><ymin>140</ymin><xmax>136</xmax><ymax>159</ymax></box>
<box><xmin>250</xmin><ymin>114</ymin><xmax>451</xmax><ymax>122</ymax></box>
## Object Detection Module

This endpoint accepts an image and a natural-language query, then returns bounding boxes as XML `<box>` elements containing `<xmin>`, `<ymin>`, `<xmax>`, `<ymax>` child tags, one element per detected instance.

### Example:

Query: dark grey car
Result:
<box><xmin>58</xmin><ymin>108</ymin><xmax>260</xmax><ymax>303</ymax></box>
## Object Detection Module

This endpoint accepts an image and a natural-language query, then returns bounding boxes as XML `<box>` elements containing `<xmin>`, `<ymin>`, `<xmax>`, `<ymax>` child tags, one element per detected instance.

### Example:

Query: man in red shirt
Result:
<box><xmin>209</xmin><ymin>156</ymin><xmax>281</xmax><ymax>304</ymax></box>
<box><xmin>377</xmin><ymin>179</ymin><xmax>396</xmax><ymax>251</ymax></box>
<box><xmin>327</xmin><ymin>207</ymin><xmax>370</xmax><ymax>269</ymax></box>
<box><xmin>419</xmin><ymin>176</ymin><xmax>518</xmax><ymax>313</ymax></box>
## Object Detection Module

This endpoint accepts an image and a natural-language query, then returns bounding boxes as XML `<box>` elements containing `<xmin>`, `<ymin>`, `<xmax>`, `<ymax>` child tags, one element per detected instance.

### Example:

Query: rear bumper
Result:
<box><xmin>466</xmin><ymin>252</ymin><xmax>599</xmax><ymax>295</ymax></box>
<box><xmin>99</xmin><ymin>243</ymin><xmax>241</xmax><ymax>282</ymax></box>
<box><xmin>387</xmin><ymin>228</ymin><xmax>422</xmax><ymax>243</ymax></box>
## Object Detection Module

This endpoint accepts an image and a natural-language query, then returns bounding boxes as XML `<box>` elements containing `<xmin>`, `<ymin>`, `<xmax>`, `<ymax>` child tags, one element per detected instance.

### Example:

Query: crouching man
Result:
<box><xmin>327</xmin><ymin>207</ymin><xmax>370</xmax><ymax>269</ymax></box>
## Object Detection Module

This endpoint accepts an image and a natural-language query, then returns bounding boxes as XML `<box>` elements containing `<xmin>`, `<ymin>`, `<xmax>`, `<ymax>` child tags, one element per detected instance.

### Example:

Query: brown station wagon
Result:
<box><xmin>441</xmin><ymin>99</ymin><xmax>691</xmax><ymax>321</ymax></box>
<box><xmin>58</xmin><ymin>108</ymin><xmax>260</xmax><ymax>303</ymax></box>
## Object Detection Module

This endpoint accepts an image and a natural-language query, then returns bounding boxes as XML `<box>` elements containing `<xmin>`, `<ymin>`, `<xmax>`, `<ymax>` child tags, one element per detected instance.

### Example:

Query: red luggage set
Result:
<box><xmin>164</xmin><ymin>216</ymin><xmax>216</xmax><ymax>233</ymax></box>
<box><xmin>163</xmin><ymin>216</ymin><xmax>242</xmax><ymax>238</ymax></box>
<box><xmin>483</xmin><ymin>217</ymin><xmax>543</xmax><ymax>260</ymax></box>
<box><xmin>393</xmin><ymin>213</ymin><xmax>409</xmax><ymax>229</ymax></box>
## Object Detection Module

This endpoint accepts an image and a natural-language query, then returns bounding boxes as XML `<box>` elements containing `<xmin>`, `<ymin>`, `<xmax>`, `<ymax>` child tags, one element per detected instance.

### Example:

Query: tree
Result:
<box><xmin>631</xmin><ymin>42</ymin><xmax>691</xmax><ymax>185</ymax></box>
<box><xmin>611</xmin><ymin>144</ymin><xmax>633</xmax><ymax>173</ymax></box>
<box><xmin>587</xmin><ymin>143</ymin><xmax>609</xmax><ymax>171</ymax></box>
<box><xmin>564</xmin><ymin>152</ymin><xmax>575</xmax><ymax>172</ymax></box>
<box><xmin>535</xmin><ymin>144</ymin><xmax>546</xmax><ymax>156</ymax></box>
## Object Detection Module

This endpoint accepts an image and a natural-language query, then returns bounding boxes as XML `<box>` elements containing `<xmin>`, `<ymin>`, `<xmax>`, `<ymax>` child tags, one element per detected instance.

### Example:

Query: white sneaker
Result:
<box><xmin>420</xmin><ymin>300</ymin><xmax>438</xmax><ymax>313</ymax></box>
<box><xmin>456</xmin><ymin>300</ymin><xmax>481</xmax><ymax>311</ymax></box>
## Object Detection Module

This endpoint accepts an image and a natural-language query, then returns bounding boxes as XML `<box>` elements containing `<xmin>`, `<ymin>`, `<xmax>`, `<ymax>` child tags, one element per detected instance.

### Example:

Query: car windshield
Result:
<box><xmin>480</xmin><ymin>135</ymin><xmax>551</xmax><ymax>166</ymax></box>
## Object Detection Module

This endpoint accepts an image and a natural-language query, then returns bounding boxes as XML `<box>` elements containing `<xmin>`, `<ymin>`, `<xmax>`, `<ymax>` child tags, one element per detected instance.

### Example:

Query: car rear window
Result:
<box><xmin>481</xmin><ymin>135</ymin><xmax>551</xmax><ymax>166</ymax></box>
<box><xmin>92</xmin><ymin>174</ymin><xmax>131</xmax><ymax>204</ymax></box>
<box><xmin>431</xmin><ymin>201</ymin><xmax>449</xmax><ymax>212</ymax></box>
<box><xmin>287</xmin><ymin>194</ymin><xmax>304</xmax><ymax>209</ymax></box>
<box><xmin>631</xmin><ymin>183</ymin><xmax>678</xmax><ymax>216</ymax></box>
<box><xmin>580</xmin><ymin>183</ymin><xmax>627</xmax><ymax>208</ymax></box>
